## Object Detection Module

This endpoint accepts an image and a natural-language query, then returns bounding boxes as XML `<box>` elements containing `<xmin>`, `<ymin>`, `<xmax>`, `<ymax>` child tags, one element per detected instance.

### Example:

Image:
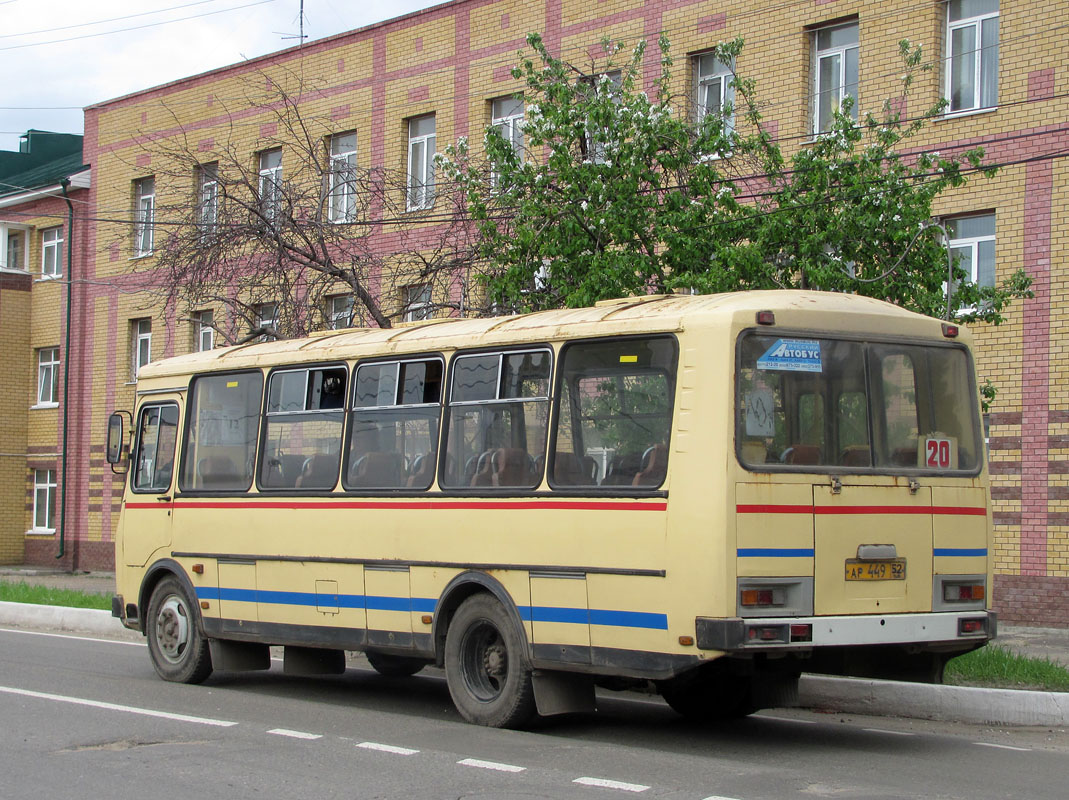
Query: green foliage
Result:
<box><xmin>945</xmin><ymin>644</ymin><xmax>1069</xmax><ymax>692</ymax></box>
<box><xmin>0</xmin><ymin>580</ymin><xmax>111</xmax><ymax>610</ymax></box>
<box><xmin>440</xmin><ymin>34</ymin><xmax>1032</xmax><ymax>322</ymax></box>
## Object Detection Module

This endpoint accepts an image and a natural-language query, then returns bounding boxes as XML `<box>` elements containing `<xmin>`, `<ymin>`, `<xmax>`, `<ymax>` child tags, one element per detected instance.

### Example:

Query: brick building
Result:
<box><xmin>2</xmin><ymin>1</ymin><xmax>1066</xmax><ymax>625</ymax></box>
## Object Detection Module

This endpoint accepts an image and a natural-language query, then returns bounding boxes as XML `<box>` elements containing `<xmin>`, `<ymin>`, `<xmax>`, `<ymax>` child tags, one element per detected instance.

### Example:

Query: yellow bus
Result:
<box><xmin>107</xmin><ymin>291</ymin><xmax>995</xmax><ymax>727</ymax></box>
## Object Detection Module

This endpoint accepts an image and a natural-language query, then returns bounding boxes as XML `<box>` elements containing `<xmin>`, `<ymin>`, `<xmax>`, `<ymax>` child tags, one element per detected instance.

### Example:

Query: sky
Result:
<box><xmin>0</xmin><ymin>0</ymin><xmax>444</xmax><ymax>152</ymax></box>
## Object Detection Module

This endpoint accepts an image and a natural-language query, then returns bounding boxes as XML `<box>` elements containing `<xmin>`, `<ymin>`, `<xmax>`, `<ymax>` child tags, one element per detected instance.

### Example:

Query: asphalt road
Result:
<box><xmin>1</xmin><ymin>626</ymin><xmax>1067</xmax><ymax>800</ymax></box>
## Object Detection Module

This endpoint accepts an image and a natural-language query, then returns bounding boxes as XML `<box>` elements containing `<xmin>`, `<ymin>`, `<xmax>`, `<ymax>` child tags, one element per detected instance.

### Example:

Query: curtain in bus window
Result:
<box><xmin>133</xmin><ymin>404</ymin><xmax>179</xmax><ymax>491</ymax></box>
<box><xmin>180</xmin><ymin>372</ymin><xmax>264</xmax><ymax>491</ymax></box>
<box><xmin>442</xmin><ymin>350</ymin><xmax>550</xmax><ymax>489</ymax></box>
<box><xmin>346</xmin><ymin>359</ymin><xmax>442</xmax><ymax>490</ymax></box>
<box><xmin>260</xmin><ymin>367</ymin><xmax>346</xmax><ymax>490</ymax></box>
<box><xmin>551</xmin><ymin>337</ymin><xmax>677</xmax><ymax>488</ymax></box>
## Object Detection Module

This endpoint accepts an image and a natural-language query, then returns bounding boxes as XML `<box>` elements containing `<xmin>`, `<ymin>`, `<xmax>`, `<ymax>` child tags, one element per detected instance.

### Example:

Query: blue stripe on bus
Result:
<box><xmin>736</xmin><ymin>548</ymin><xmax>815</xmax><ymax>558</ymax></box>
<box><xmin>518</xmin><ymin>605</ymin><xmax>668</xmax><ymax>630</ymax></box>
<box><xmin>934</xmin><ymin>548</ymin><xmax>988</xmax><ymax>557</ymax></box>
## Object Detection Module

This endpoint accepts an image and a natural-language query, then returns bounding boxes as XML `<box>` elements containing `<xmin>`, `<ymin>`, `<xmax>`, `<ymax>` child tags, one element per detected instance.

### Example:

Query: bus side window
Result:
<box><xmin>180</xmin><ymin>371</ymin><xmax>263</xmax><ymax>492</ymax></box>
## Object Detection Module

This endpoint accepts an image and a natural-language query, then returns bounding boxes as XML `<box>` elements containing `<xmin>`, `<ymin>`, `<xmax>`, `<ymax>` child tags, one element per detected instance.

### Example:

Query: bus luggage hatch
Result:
<box><xmin>812</xmin><ymin>484</ymin><xmax>933</xmax><ymax>616</ymax></box>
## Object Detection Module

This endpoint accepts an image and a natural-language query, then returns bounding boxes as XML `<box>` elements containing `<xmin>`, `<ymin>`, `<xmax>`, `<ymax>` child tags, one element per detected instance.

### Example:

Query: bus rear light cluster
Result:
<box><xmin>740</xmin><ymin>587</ymin><xmax>785</xmax><ymax>608</ymax></box>
<box><xmin>789</xmin><ymin>623</ymin><xmax>812</xmax><ymax>643</ymax></box>
<box><xmin>944</xmin><ymin>582</ymin><xmax>985</xmax><ymax>602</ymax></box>
<box><xmin>746</xmin><ymin>624</ymin><xmax>787</xmax><ymax>643</ymax></box>
<box><xmin>959</xmin><ymin>618</ymin><xmax>987</xmax><ymax>635</ymax></box>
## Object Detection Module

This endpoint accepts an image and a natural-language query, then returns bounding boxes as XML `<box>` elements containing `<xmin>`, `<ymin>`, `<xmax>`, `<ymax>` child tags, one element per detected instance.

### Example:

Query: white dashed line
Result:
<box><xmin>974</xmin><ymin>742</ymin><xmax>1031</xmax><ymax>752</ymax></box>
<box><xmin>702</xmin><ymin>795</ymin><xmax>744</xmax><ymax>800</ymax></box>
<box><xmin>573</xmin><ymin>777</ymin><xmax>650</xmax><ymax>792</ymax></box>
<box><xmin>759</xmin><ymin>714</ymin><xmax>817</xmax><ymax>725</ymax></box>
<box><xmin>0</xmin><ymin>685</ymin><xmax>237</xmax><ymax>727</ymax></box>
<box><xmin>862</xmin><ymin>728</ymin><xmax>917</xmax><ymax>737</ymax></box>
<box><xmin>458</xmin><ymin>758</ymin><xmax>526</xmax><ymax>773</ymax></box>
<box><xmin>268</xmin><ymin>728</ymin><xmax>322</xmax><ymax>740</ymax></box>
<box><xmin>356</xmin><ymin>741</ymin><xmax>420</xmax><ymax>755</ymax></box>
<box><xmin>0</xmin><ymin>628</ymin><xmax>146</xmax><ymax>647</ymax></box>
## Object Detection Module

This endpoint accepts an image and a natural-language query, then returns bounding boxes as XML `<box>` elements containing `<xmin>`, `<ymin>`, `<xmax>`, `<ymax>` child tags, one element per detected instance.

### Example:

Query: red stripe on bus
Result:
<box><xmin>127</xmin><ymin>500</ymin><xmax>667</xmax><ymax>512</ymax></box>
<box><xmin>737</xmin><ymin>504</ymin><xmax>986</xmax><ymax>516</ymax></box>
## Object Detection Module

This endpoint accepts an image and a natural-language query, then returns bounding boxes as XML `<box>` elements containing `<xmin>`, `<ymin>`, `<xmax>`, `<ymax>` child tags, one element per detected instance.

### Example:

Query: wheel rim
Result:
<box><xmin>460</xmin><ymin>619</ymin><xmax>508</xmax><ymax>702</ymax></box>
<box><xmin>155</xmin><ymin>594</ymin><xmax>191</xmax><ymax>664</ymax></box>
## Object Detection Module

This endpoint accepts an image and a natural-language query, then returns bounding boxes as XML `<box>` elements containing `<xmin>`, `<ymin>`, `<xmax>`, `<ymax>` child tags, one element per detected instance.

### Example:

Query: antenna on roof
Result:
<box><xmin>278</xmin><ymin>0</ymin><xmax>307</xmax><ymax>44</ymax></box>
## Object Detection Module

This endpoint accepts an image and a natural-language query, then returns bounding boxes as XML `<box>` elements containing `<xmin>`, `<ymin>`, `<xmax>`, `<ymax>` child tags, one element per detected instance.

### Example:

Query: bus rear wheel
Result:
<box><xmin>146</xmin><ymin>575</ymin><xmax>213</xmax><ymax>684</ymax></box>
<box><xmin>444</xmin><ymin>594</ymin><xmax>535</xmax><ymax>728</ymax></box>
<box><xmin>365</xmin><ymin>651</ymin><xmax>426</xmax><ymax>677</ymax></box>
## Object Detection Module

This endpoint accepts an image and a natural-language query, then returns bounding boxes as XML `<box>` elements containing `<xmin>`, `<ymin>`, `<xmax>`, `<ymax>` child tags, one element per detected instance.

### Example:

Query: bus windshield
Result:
<box><xmin>736</xmin><ymin>332</ymin><xmax>982</xmax><ymax>473</ymax></box>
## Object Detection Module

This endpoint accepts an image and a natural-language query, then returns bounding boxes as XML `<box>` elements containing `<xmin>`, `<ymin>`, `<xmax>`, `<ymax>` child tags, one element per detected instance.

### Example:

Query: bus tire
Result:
<box><xmin>444</xmin><ymin>594</ymin><xmax>536</xmax><ymax>728</ymax></box>
<box><xmin>659</xmin><ymin>673</ymin><xmax>755</xmax><ymax>721</ymax></box>
<box><xmin>365</xmin><ymin>651</ymin><xmax>426</xmax><ymax>677</ymax></box>
<box><xmin>146</xmin><ymin>575</ymin><xmax>213</xmax><ymax>684</ymax></box>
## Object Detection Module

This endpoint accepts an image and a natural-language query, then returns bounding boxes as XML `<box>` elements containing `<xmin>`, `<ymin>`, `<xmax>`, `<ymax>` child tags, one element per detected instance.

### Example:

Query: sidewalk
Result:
<box><xmin>1</xmin><ymin>565</ymin><xmax>1067</xmax><ymax>726</ymax></box>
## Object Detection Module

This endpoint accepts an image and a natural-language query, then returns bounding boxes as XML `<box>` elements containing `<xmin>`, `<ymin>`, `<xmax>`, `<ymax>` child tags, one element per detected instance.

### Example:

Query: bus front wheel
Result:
<box><xmin>444</xmin><ymin>594</ymin><xmax>536</xmax><ymax>728</ymax></box>
<box><xmin>146</xmin><ymin>575</ymin><xmax>213</xmax><ymax>684</ymax></box>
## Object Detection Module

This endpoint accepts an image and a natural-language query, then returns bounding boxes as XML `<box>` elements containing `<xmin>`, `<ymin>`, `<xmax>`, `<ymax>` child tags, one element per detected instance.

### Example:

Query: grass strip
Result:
<box><xmin>0</xmin><ymin>581</ymin><xmax>111</xmax><ymax>611</ymax></box>
<box><xmin>945</xmin><ymin>644</ymin><xmax>1069</xmax><ymax>692</ymax></box>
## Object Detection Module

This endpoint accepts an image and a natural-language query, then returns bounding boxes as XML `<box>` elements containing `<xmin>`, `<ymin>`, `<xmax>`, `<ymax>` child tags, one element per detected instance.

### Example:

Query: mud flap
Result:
<box><xmin>532</xmin><ymin>670</ymin><xmax>596</xmax><ymax>716</ymax></box>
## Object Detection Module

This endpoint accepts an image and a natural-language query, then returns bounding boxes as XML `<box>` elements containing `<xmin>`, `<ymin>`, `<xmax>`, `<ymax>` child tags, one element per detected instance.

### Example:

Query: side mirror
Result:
<box><xmin>106</xmin><ymin>412</ymin><xmax>126</xmax><ymax>465</ymax></box>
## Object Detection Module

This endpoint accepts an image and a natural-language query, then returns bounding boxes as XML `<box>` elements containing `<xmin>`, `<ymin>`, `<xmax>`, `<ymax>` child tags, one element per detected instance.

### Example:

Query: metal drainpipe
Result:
<box><xmin>56</xmin><ymin>179</ymin><xmax>74</xmax><ymax>561</ymax></box>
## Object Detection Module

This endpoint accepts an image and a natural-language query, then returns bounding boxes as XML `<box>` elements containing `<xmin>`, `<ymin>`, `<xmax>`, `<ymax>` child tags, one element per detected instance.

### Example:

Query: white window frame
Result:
<box><xmin>195</xmin><ymin>309</ymin><xmax>214</xmax><ymax>352</ymax></box>
<box><xmin>134</xmin><ymin>177</ymin><xmax>155</xmax><ymax>257</ymax></box>
<box><xmin>0</xmin><ymin>224</ymin><xmax>29</xmax><ymax>271</ymax></box>
<box><xmin>132</xmin><ymin>318</ymin><xmax>152</xmax><ymax>379</ymax></box>
<box><xmin>258</xmin><ymin>149</ymin><xmax>283</xmax><ymax>222</ymax></box>
<box><xmin>402</xmin><ymin>284</ymin><xmax>432</xmax><ymax>322</ymax></box>
<box><xmin>812</xmin><ymin>21</ymin><xmax>859</xmax><ymax>134</ymax></box>
<box><xmin>945</xmin><ymin>0</ymin><xmax>999</xmax><ymax>114</ymax></box>
<box><xmin>35</xmin><ymin>347</ymin><xmax>60</xmax><ymax>407</ymax></box>
<box><xmin>328</xmin><ymin>294</ymin><xmax>354</xmax><ymax>329</ymax></box>
<box><xmin>256</xmin><ymin>302</ymin><xmax>278</xmax><ymax>341</ymax></box>
<box><xmin>31</xmin><ymin>469</ymin><xmax>57</xmax><ymax>533</ymax></box>
<box><xmin>198</xmin><ymin>162</ymin><xmax>219</xmax><ymax>231</ymax></box>
<box><xmin>490</xmin><ymin>96</ymin><xmax>524</xmax><ymax>188</ymax></box>
<box><xmin>695</xmin><ymin>53</ymin><xmax>735</xmax><ymax>134</ymax></box>
<box><xmin>947</xmin><ymin>213</ymin><xmax>996</xmax><ymax>288</ymax></box>
<box><xmin>41</xmin><ymin>227</ymin><xmax>63</xmax><ymax>277</ymax></box>
<box><xmin>407</xmin><ymin>115</ymin><xmax>436</xmax><ymax>211</ymax></box>
<box><xmin>328</xmin><ymin>133</ymin><xmax>358</xmax><ymax>223</ymax></box>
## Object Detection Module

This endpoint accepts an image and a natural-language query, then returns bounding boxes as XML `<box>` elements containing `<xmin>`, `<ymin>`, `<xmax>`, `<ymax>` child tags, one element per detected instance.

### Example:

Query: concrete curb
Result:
<box><xmin>0</xmin><ymin>600</ymin><xmax>131</xmax><ymax>637</ymax></box>
<box><xmin>799</xmin><ymin>674</ymin><xmax>1069</xmax><ymax>727</ymax></box>
<box><xmin>3</xmin><ymin>601</ymin><xmax>1066</xmax><ymax>727</ymax></box>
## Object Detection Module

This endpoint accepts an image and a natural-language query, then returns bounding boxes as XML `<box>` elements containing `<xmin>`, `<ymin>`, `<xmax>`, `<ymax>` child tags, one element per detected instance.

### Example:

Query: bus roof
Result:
<box><xmin>138</xmin><ymin>290</ymin><xmax>957</xmax><ymax>380</ymax></box>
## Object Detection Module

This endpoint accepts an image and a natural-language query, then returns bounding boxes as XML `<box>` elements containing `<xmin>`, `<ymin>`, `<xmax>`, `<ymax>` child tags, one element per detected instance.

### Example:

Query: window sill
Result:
<box><xmin>30</xmin><ymin>402</ymin><xmax>59</xmax><ymax>410</ymax></box>
<box><xmin>130</xmin><ymin>252</ymin><xmax>154</xmax><ymax>260</ymax></box>
<box><xmin>0</xmin><ymin>266</ymin><xmax>29</xmax><ymax>275</ymax></box>
<box><xmin>939</xmin><ymin>106</ymin><xmax>998</xmax><ymax>122</ymax></box>
<box><xmin>34</xmin><ymin>274</ymin><xmax>61</xmax><ymax>283</ymax></box>
<box><xmin>25</xmin><ymin>529</ymin><xmax>56</xmax><ymax>537</ymax></box>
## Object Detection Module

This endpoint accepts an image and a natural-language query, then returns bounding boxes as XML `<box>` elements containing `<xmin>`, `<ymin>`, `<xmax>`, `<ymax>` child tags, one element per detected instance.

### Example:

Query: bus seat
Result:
<box><xmin>603</xmin><ymin>451</ymin><xmax>641</xmax><ymax>485</ymax></box>
<box><xmin>552</xmin><ymin>452</ymin><xmax>585</xmax><ymax>486</ymax></box>
<box><xmin>295</xmin><ymin>455</ymin><xmax>338</xmax><ymax>489</ymax></box>
<box><xmin>469</xmin><ymin>451</ymin><xmax>495</xmax><ymax>487</ymax></box>
<box><xmin>740</xmin><ymin>441</ymin><xmax>768</xmax><ymax>464</ymax></box>
<box><xmin>633</xmin><ymin>444</ymin><xmax>668</xmax><ymax>487</ymax></box>
<box><xmin>492</xmin><ymin>448</ymin><xmax>533</xmax><ymax>487</ymax></box>
<box><xmin>406</xmin><ymin>451</ymin><xmax>436</xmax><ymax>488</ymax></box>
<box><xmin>350</xmin><ymin>451</ymin><xmax>404</xmax><ymax>488</ymax></box>
<box><xmin>198</xmin><ymin>455</ymin><xmax>239</xmax><ymax>489</ymax></box>
<box><xmin>840</xmin><ymin>445</ymin><xmax>871</xmax><ymax>467</ymax></box>
<box><xmin>782</xmin><ymin>444</ymin><xmax>821</xmax><ymax>465</ymax></box>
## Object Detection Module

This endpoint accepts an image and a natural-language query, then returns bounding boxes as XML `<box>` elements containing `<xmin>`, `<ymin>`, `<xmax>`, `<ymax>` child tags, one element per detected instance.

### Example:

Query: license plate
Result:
<box><xmin>845</xmin><ymin>558</ymin><xmax>906</xmax><ymax>581</ymax></box>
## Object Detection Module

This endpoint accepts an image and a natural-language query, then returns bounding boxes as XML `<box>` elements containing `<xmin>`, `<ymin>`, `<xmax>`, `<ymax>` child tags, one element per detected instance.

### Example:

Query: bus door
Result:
<box><xmin>812</xmin><ymin>483</ymin><xmax>933</xmax><ymax>616</ymax></box>
<box><xmin>123</xmin><ymin>398</ymin><xmax>182</xmax><ymax>567</ymax></box>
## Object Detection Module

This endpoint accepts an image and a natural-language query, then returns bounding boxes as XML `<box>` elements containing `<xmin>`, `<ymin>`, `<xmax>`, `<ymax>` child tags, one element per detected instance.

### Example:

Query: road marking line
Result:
<box><xmin>702</xmin><ymin>795</ymin><xmax>744</xmax><ymax>800</ymax></box>
<box><xmin>974</xmin><ymin>742</ymin><xmax>1031</xmax><ymax>752</ymax></box>
<box><xmin>268</xmin><ymin>728</ymin><xmax>322</xmax><ymax>740</ymax></box>
<box><xmin>759</xmin><ymin>714</ymin><xmax>817</xmax><ymax>725</ymax></box>
<box><xmin>458</xmin><ymin>758</ymin><xmax>525</xmax><ymax>773</ymax></box>
<box><xmin>356</xmin><ymin>741</ymin><xmax>419</xmax><ymax>755</ymax></box>
<box><xmin>0</xmin><ymin>685</ymin><xmax>237</xmax><ymax>727</ymax></box>
<box><xmin>0</xmin><ymin>628</ymin><xmax>145</xmax><ymax>647</ymax></box>
<box><xmin>574</xmin><ymin>777</ymin><xmax>650</xmax><ymax>792</ymax></box>
<box><xmin>862</xmin><ymin>728</ymin><xmax>917</xmax><ymax>737</ymax></box>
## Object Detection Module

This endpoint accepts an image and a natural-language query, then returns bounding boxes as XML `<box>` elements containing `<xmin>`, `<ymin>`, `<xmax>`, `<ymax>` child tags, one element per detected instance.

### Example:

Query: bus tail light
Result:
<box><xmin>746</xmin><ymin>624</ymin><xmax>787</xmax><ymax>643</ymax></box>
<box><xmin>740</xmin><ymin>587</ymin><xmax>785</xmax><ymax>608</ymax></box>
<box><xmin>959</xmin><ymin>618</ymin><xmax>987</xmax><ymax>635</ymax></box>
<box><xmin>756</xmin><ymin>310</ymin><xmax>776</xmax><ymax>326</ymax></box>
<box><xmin>944</xmin><ymin>582</ymin><xmax>985</xmax><ymax>602</ymax></box>
<box><xmin>789</xmin><ymin>624</ymin><xmax>812</xmax><ymax>643</ymax></box>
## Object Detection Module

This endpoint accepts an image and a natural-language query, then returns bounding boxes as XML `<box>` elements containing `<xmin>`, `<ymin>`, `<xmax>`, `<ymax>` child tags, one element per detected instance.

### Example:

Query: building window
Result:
<box><xmin>407</xmin><ymin>114</ymin><xmax>436</xmax><ymax>210</ymax></box>
<box><xmin>258</xmin><ymin>148</ymin><xmax>283</xmax><ymax>221</ymax></box>
<box><xmin>197</xmin><ymin>162</ymin><xmax>218</xmax><ymax>231</ymax></box>
<box><xmin>402</xmin><ymin>284</ymin><xmax>432</xmax><ymax>322</ymax></box>
<box><xmin>0</xmin><ymin>225</ymin><xmax>28</xmax><ymax>270</ymax></box>
<box><xmin>946</xmin><ymin>0</ymin><xmax>999</xmax><ymax>113</ymax></box>
<box><xmin>36</xmin><ymin>347</ymin><xmax>60</xmax><ymax>406</ymax></box>
<box><xmin>41</xmin><ymin>227</ymin><xmax>63</xmax><ymax>277</ymax></box>
<box><xmin>134</xmin><ymin>176</ymin><xmax>155</xmax><ymax>256</ymax></box>
<box><xmin>947</xmin><ymin>213</ymin><xmax>996</xmax><ymax>288</ymax></box>
<box><xmin>32</xmin><ymin>469</ymin><xmax>57</xmax><ymax>532</ymax></box>
<box><xmin>328</xmin><ymin>133</ymin><xmax>358</xmax><ymax>223</ymax></box>
<box><xmin>255</xmin><ymin>302</ymin><xmax>278</xmax><ymax>341</ymax></box>
<box><xmin>132</xmin><ymin>318</ymin><xmax>152</xmax><ymax>379</ymax></box>
<box><xmin>195</xmin><ymin>309</ymin><xmax>214</xmax><ymax>352</ymax></box>
<box><xmin>490</xmin><ymin>96</ymin><xmax>524</xmax><ymax>188</ymax></box>
<box><xmin>328</xmin><ymin>294</ymin><xmax>354</xmax><ymax>329</ymax></box>
<box><xmin>695</xmin><ymin>52</ymin><xmax>735</xmax><ymax>134</ymax></box>
<box><xmin>812</xmin><ymin>21</ymin><xmax>859</xmax><ymax>134</ymax></box>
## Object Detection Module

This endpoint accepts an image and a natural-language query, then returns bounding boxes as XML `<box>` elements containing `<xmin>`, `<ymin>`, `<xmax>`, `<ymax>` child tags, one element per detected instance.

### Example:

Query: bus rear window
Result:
<box><xmin>737</xmin><ymin>333</ymin><xmax>981</xmax><ymax>473</ymax></box>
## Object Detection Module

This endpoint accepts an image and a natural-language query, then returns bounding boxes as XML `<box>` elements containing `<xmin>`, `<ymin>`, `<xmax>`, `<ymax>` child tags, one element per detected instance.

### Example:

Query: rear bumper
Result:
<box><xmin>697</xmin><ymin>611</ymin><xmax>996</xmax><ymax>653</ymax></box>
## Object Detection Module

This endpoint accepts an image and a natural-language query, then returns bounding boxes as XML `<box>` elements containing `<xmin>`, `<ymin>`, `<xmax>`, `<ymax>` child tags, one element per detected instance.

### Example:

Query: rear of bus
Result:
<box><xmin>707</xmin><ymin>297</ymin><xmax>993</xmax><ymax>684</ymax></box>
